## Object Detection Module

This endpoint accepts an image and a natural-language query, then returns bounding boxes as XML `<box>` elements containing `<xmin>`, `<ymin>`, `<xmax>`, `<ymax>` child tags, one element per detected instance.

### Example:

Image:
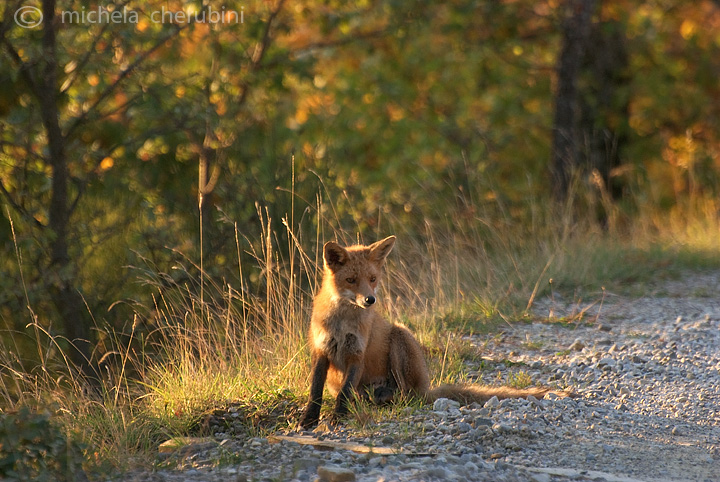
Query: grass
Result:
<box><xmin>502</xmin><ymin>371</ymin><xmax>533</xmax><ymax>389</ymax></box>
<box><xmin>347</xmin><ymin>393</ymin><xmax>426</xmax><ymax>434</ymax></box>
<box><xmin>3</xmin><ymin>185</ymin><xmax>720</xmax><ymax>477</ymax></box>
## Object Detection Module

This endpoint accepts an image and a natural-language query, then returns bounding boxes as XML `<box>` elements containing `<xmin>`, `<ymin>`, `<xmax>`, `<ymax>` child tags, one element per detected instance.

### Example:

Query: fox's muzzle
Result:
<box><xmin>354</xmin><ymin>293</ymin><xmax>376</xmax><ymax>308</ymax></box>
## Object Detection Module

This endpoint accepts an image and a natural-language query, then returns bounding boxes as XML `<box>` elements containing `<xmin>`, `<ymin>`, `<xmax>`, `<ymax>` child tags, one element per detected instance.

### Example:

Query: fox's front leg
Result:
<box><xmin>332</xmin><ymin>362</ymin><xmax>362</xmax><ymax>422</ymax></box>
<box><xmin>331</xmin><ymin>332</ymin><xmax>366</xmax><ymax>422</ymax></box>
<box><xmin>299</xmin><ymin>352</ymin><xmax>329</xmax><ymax>429</ymax></box>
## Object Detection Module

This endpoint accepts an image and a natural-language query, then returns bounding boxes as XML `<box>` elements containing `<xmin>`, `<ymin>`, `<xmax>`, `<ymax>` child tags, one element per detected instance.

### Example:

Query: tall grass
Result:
<box><xmin>2</xmin><ymin>178</ymin><xmax>720</xmax><ymax>473</ymax></box>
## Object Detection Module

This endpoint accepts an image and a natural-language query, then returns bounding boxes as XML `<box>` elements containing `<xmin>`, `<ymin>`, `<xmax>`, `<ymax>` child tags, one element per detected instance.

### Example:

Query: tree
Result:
<box><xmin>0</xmin><ymin>0</ymin><xmax>190</xmax><ymax>375</ymax></box>
<box><xmin>550</xmin><ymin>0</ymin><xmax>598</xmax><ymax>203</ymax></box>
<box><xmin>578</xmin><ymin>18</ymin><xmax>630</xmax><ymax>203</ymax></box>
<box><xmin>0</xmin><ymin>0</ymin><xmax>293</xmax><ymax>375</ymax></box>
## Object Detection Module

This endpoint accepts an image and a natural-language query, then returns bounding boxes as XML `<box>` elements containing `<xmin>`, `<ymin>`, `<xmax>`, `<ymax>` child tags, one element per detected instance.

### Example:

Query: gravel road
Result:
<box><xmin>120</xmin><ymin>272</ymin><xmax>720</xmax><ymax>482</ymax></box>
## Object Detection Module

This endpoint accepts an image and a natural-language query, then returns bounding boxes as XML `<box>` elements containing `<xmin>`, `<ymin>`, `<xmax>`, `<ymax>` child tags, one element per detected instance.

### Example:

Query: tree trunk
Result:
<box><xmin>579</xmin><ymin>20</ymin><xmax>630</xmax><ymax>202</ymax></box>
<box><xmin>39</xmin><ymin>0</ymin><xmax>93</xmax><ymax>376</ymax></box>
<box><xmin>550</xmin><ymin>0</ymin><xmax>597</xmax><ymax>203</ymax></box>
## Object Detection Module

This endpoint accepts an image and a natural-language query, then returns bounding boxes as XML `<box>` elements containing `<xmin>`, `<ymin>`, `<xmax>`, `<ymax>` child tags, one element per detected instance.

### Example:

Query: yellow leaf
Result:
<box><xmin>295</xmin><ymin>108</ymin><xmax>309</xmax><ymax>125</ymax></box>
<box><xmin>136</xmin><ymin>18</ymin><xmax>149</xmax><ymax>32</ymax></box>
<box><xmin>387</xmin><ymin>104</ymin><xmax>405</xmax><ymax>122</ymax></box>
<box><xmin>100</xmin><ymin>157</ymin><xmax>114</xmax><ymax>170</ymax></box>
<box><xmin>680</xmin><ymin>19</ymin><xmax>697</xmax><ymax>40</ymax></box>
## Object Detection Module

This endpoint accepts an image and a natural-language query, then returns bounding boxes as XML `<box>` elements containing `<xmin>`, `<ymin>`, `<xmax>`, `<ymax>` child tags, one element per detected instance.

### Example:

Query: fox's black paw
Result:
<box><xmin>299</xmin><ymin>417</ymin><xmax>318</xmax><ymax>429</ymax></box>
<box><xmin>373</xmin><ymin>386</ymin><xmax>396</xmax><ymax>405</ymax></box>
<box><xmin>328</xmin><ymin>414</ymin><xmax>347</xmax><ymax>427</ymax></box>
<box><xmin>299</xmin><ymin>409</ymin><xmax>320</xmax><ymax>429</ymax></box>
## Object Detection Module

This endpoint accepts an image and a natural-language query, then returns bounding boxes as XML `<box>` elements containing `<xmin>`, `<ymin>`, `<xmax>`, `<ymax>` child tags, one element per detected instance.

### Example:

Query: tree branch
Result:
<box><xmin>237</xmin><ymin>0</ymin><xmax>287</xmax><ymax>107</ymax></box>
<box><xmin>0</xmin><ymin>180</ymin><xmax>45</xmax><ymax>229</ymax></box>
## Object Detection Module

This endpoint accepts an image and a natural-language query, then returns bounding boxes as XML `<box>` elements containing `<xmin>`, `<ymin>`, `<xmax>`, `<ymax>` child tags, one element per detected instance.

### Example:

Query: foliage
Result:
<box><xmin>0</xmin><ymin>407</ymin><xmax>87</xmax><ymax>481</ymax></box>
<box><xmin>2</xmin><ymin>0</ymin><xmax>720</xmax><ymax>365</ymax></box>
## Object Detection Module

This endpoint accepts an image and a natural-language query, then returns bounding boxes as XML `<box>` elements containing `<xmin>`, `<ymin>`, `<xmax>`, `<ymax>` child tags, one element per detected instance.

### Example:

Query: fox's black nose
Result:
<box><xmin>365</xmin><ymin>296</ymin><xmax>376</xmax><ymax>305</ymax></box>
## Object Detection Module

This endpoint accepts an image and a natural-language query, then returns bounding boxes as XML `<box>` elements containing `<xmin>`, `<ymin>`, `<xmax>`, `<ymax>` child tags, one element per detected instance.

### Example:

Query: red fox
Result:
<box><xmin>299</xmin><ymin>236</ymin><xmax>571</xmax><ymax>428</ymax></box>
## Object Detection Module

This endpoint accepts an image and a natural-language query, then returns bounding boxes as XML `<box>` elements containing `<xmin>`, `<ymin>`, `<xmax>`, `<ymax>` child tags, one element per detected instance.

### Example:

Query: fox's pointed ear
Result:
<box><xmin>324</xmin><ymin>241</ymin><xmax>349</xmax><ymax>271</ymax></box>
<box><xmin>368</xmin><ymin>236</ymin><xmax>396</xmax><ymax>265</ymax></box>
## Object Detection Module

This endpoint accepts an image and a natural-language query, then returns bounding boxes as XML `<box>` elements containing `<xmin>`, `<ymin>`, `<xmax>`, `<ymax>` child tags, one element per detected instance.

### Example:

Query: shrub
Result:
<box><xmin>0</xmin><ymin>407</ymin><xmax>87</xmax><ymax>481</ymax></box>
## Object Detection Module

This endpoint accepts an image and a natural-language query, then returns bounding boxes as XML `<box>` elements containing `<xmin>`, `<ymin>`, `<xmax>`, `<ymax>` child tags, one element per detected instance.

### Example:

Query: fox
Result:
<box><xmin>299</xmin><ymin>236</ymin><xmax>572</xmax><ymax>428</ymax></box>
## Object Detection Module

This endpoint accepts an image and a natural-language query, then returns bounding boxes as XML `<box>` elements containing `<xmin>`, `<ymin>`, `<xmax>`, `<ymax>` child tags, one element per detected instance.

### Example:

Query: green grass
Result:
<box><xmin>503</xmin><ymin>371</ymin><xmax>533</xmax><ymax>389</ymax></box>
<box><xmin>3</xmin><ymin>188</ymin><xmax>720</xmax><ymax>476</ymax></box>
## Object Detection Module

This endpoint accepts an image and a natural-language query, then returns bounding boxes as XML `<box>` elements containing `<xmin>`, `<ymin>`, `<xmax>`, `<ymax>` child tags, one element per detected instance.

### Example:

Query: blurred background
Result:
<box><xmin>1</xmin><ymin>0</ymin><xmax>720</xmax><ymax>424</ymax></box>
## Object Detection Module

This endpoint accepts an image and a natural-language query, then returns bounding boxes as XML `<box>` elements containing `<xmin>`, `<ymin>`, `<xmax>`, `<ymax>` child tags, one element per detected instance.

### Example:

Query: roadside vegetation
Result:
<box><xmin>3</xmin><ymin>182</ymin><xmax>720</xmax><ymax>477</ymax></box>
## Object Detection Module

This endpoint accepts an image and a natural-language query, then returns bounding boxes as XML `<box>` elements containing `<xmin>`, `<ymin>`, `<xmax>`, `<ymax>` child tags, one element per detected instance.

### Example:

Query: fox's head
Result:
<box><xmin>322</xmin><ymin>236</ymin><xmax>396</xmax><ymax>309</ymax></box>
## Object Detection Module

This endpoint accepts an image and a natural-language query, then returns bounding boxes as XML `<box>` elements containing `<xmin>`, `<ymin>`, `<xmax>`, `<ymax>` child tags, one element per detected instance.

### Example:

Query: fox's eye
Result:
<box><xmin>346</xmin><ymin>277</ymin><xmax>356</xmax><ymax>284</ymax></box>
<box><xmin>370</xmin><ymin>276</ymin><xmax>376</xmax><ymax>283</ymax></box>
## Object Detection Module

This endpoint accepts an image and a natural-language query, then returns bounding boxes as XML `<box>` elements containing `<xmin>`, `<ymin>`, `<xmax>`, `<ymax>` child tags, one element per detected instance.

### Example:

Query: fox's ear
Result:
<box><xmin>324</xmin><ymin>241</ymin><xmax>349</xmax><ymax>271</ymax></box>
<box><xmin>368</xmin><ymin>236</ymin><xmax>396</xmax><ymax>265</ymax></box>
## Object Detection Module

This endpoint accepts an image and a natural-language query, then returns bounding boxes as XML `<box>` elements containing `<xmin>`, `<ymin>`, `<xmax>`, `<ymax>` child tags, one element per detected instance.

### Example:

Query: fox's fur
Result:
<box><xmin>299</xmin><ymin>236</ymin><xmax>571</xmax><ymax>428</ymax></box>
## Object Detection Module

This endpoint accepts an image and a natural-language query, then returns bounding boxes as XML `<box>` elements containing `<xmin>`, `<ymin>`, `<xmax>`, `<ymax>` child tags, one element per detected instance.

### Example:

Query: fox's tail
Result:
<box><xmin>428</xmin><ymin>384</ymin><xmax>575</xmax><ymax>405</ymax></box>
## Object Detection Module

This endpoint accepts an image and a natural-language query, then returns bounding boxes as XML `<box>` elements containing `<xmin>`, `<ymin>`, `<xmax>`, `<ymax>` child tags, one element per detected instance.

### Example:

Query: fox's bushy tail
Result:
<box><xmin>428</xmin><ymin>384</ymin><xmax>575</xmax><ymax>404</ymax></box>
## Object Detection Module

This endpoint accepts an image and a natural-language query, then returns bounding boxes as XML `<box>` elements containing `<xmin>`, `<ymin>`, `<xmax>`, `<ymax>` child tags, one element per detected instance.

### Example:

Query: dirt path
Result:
<box><xmin>120</xmin><ymin>272</ymin><xmax>720</xmax><ymax>482</ymax></box>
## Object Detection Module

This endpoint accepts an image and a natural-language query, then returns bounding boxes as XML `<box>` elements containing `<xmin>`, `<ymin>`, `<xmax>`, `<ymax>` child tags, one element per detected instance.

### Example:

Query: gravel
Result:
<box><xmin>115</xmin><ymin>272</ymin><xmax>720</xmax><ymax>482</ymax></box>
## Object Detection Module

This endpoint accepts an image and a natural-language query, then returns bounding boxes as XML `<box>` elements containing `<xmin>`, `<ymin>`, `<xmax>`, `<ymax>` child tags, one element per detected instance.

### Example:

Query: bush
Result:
<box><xmin>0</xmin><ymin>407</ymin><xmax>87</xmax><ymax>481</ymax></box>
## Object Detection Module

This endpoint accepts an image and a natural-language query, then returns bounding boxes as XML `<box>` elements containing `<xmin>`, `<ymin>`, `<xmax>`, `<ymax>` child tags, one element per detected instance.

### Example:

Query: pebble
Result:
<box><xmin>433</xmin><ymin>397</ymin><xmax>461</xmax><ymax>411</ymax></box>
<box><xmin>568</xmin><ymin>338</ymin><xmax>586</xmax><ymax>351</ymax></box>
<box><xmin>317</xmin><ymin>464</ymin><xmax>356</xmax><ymax>482</ymax></box>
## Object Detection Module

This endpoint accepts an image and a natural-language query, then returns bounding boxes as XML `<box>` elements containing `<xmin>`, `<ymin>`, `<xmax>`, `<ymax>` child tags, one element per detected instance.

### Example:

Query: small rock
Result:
<box><xmin>484</xmin><ymin>396</ymin><xmax>500</xmax><ymax>408</ymax></box>
<box><xmin>367</xmin><ymin>456</ymin><xmax>384</xmax><ymax>468</ymax></box>
<box><xmin>472</xmin><ymin>425</ymin><xmax>492</xmax><ymax>439</ymax></box>
<box><xmin>158</xmin><ymin>437</ymin><xmax>216</xmax><ymax>455</ymax></box>
<box><xmin>530</xmin><ymin>473</ymin><xmax>551</xmax><ymax>482</ymax></box>
<box><xmin>314</xmin><ymin>422</ymin><xmax>333</xmax><ymax>433</ymax></box>
<box><xmin>293</xmin><ymin>458</ymin><xmax>320</xmax><ymax>473</ymax></box>
<box><xmin>433</xmin><ymin>397</ymin><xmax>461</xmax><ymax>411</ymax></box>
<box><xmin>597</xmin><ymin>357</ymin><xmax>616</xmax><ymax>369</ymax></box>
<box><xmin>456</xmin><ymin>422</ymin><xmax>473</xmax><ymax>433</ymax></box>
<box><xmin>492</xmin><ymin>422</ymin><xmax>512</xmax><ymax>434</ymax></box>
<box><xmin>475</xmin><ymin>417</ymin><xmax>493</xmax><ymax>427</ymax></box>
<box><xmin>424</xmin><ymin>466</ymin><xmax>452</xmax><ymax>479</ymax></box>
<box><xmin>569</xmin><ymin>339</ymin><xmax>586</xmax><ymax>351</ymax></box>
<box><xmin>671</xmin><ymin>426</ymin><xmax>684</xmax><ymax>436</ymax></box>
<box><xmin>317</xmin><ymin>464</ymin><xmax>356</xmax><ymax>482</ymax></box>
